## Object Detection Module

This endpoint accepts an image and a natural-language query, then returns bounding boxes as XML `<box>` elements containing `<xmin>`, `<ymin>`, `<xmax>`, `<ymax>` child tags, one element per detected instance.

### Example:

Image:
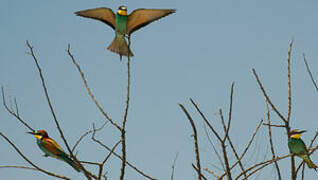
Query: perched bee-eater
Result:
<box><xmin>28</xmin><ymin>130</ymin><xmax>81</xmax><ymax>172</ymax></box>
<box><xmin>75</xmin><ymin>5</ymin><xmax>175</xmax><ymax>59</ymax></box>
<box><xmin>288</xmin><ymin>129</ymin><xmax>317</xmax><ymax>170</ymax></box>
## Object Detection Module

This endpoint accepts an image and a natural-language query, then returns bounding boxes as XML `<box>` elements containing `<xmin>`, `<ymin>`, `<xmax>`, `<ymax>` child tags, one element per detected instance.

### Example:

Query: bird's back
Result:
<box><xmin>288</xmin><ymin>137</ymin><xmax>308</xmax><ymax>155</ymax></box>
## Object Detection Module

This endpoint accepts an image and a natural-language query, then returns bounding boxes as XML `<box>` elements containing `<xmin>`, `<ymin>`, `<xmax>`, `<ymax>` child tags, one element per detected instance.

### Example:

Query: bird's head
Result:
<box><xmin>117</xmin><ymin>6</ymin><xmax>127</xmax><ymax>16</ymax></box>
<box><xmin>27</xmin><ymin>130</ymin><xmax>49</xmax><ymax>140</ymax></box>
<box><xmin>288</xmin><ymin>129</ymin><xmax>306</xmax><ymax>139</ymax></box>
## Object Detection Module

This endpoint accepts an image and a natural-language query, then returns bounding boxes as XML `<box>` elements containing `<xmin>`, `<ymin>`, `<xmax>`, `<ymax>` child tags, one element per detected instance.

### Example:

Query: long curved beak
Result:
<box><xmin>299</xmin><ymin>130</ymin><xmax>307</xmax><ymax>134</ymax></box>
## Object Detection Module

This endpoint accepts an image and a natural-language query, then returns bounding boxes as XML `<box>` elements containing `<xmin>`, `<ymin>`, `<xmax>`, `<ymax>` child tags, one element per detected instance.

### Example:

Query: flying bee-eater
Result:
<box><xmin>75</xmin><ymin>5</ymin><xmax>176</xmax><ymax>60</ymax></box>
<box><xmin>28</xmin><ymin>130</ymin><xmax>81</xmax><ymax>172</ymax></box>
<box><xmin>288</xmin><ymin>129</ymin><xmax>317</xmax><ymax>170</ymax></box>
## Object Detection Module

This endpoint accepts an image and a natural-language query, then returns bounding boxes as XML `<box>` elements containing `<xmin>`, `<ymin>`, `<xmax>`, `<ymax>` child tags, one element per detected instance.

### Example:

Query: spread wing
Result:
<box><xmin>75</xmin><ymin>7</ymin><xmax>116</xmax><ymax>30</ymax></box>
<box><xmin>127</xmin><ymin>9</ymin><xmax>176</xmax><ymax>35</ymax></box>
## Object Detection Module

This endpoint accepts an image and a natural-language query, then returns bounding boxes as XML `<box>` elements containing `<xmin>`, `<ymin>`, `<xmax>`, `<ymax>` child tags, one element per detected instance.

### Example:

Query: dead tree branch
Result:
<box><xmin>179</xmin><ymin>103</ymin><xmax>202</xmax><ymax>180</ymax></box>
<box><xmin>0</xmin><ymin>132</ymin><xmax>71</xmax><ymax>180</ymax></box>
<box><xmin>302</xmin><ymin>53</ymin><xmax>318</xmax><ymax>92</ymax></box>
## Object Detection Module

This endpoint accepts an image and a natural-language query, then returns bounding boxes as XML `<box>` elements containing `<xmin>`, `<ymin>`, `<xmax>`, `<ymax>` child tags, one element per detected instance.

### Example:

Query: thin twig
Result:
<box><xmin>1</xmin><ymin>87</ymin><xmax>34</xmax><ymax>132</ymax></box>
<box><xmin>0</xmin><ymin>132</ymin><xmax>71</xmax><ymax>180</ymax></box>
<box><xmin>179</xmin><ymin>103</ymin><xmax>202</xmax><ymax>180</ymax></box>
<box><xmin>192</xmin><ymin>164</ymin><xmax>208</xmax><ymax>180</ymax></box>
<box><xmin>120</xmin><ymin>53</ymin><xmax>131</xmax><ymax>180</ymax></box>
<box><xmin>252</xmin><ymin>69</ymin><xmax>286</xmax><ymax>123</ymax></box>
<box><xmin>286</xmin><ymin>39</ymin><xmax>293</xmax><ymax>122</ymax></box>
<box><xmin>170</xmin><ymin>152</ymin><xmax>179</xmax><ymax>180</ymax></box>
<box><xmin>66</xmin><ymin>44</ymin><xmax>121</xmax><ymax>130</ymax></box>
<box><xmin>0</xmin><ymin>165</ymin><xmax>38</xmax><ymax>171</ymax></box>
<box><xmin>303</xmin><ymin>53</ymin><xmax>318</xmax><ymax>91</ymax></box>
<box><xmin>235</xmin><ymin>153</ymin><xmax>292</xmax><ymax>180</ymax></box>
<box><xmin>190</xmin><ymin>98</ymin><xmax>222</xmax><ymax>142</ymax></box>
<box><xmin>218</xmin><ymin>109</ymin><xmax>232</xmax><ymax>180</ymax></box>
<box><xmin>219</xmin><ymin>120</ymin><xmax>263</xmax><ymax>179</ymax></box>
<box><xmin>203</xmin><ymin>124</ymin><xmax>225</xmax><ymax>171</ymax></box>
<box><xmin>98</xmin><ymin>140</ymin><xmax>121</xmax><ymax>180</ymax></box>
<box><xmin>227</xmin><ymin>135</ymin><xmax>247</xmax><ymax>179</ymax></box>
<box><xmin>225</xmin><ymin>82</ymin><xmax>235</xmax><ymax>140</ymax></box>
<box><xmin>262</xmin><ymin>123</ymin><xmax>285</xmax><ymax>128</ymax></box>
<box><xmin>72</xmin><ymin>122</ymin><xmax>107</xmax><ymax>152</ymax></box>
<box><xmin>265</xmin><ymin>99</ymin><xmax>281</xmax><ymax>180</ymax></box>
<box><xmin>203</xmin><ymin>168</ymin><xmax>220</xmax><ymax>179</ymax></box>
<box><xmin>91</xmin><ymin>124</ymin><xmax>156</xmax><ymax>180</ymax></box>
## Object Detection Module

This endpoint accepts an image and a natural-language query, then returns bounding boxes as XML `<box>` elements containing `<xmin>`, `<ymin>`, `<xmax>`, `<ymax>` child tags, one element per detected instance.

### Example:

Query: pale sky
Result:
<box><xmin>1</xmin><ymin>0</ymin><xmax>318</xmax><ymax>179</ymax></box>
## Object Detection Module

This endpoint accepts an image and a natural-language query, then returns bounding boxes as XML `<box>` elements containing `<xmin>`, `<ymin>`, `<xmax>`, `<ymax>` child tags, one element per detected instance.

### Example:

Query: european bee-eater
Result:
<box><xmin>75</xmin><ymin>5</ymin><xmax>175</xmax><ymax>59</ymax></box>
<box><xmin>288</xmin><ymin>129</ymin><xmax>317</xmax><ymax>170</ymax></box>
<box><xmin>28</xmin><ymin>130</ymin><xmax>81</xmax><ymax>172</ymax></box>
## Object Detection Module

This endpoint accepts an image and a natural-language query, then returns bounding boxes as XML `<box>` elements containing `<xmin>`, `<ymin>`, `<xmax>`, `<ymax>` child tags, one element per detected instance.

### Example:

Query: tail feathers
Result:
<box><xmin>107</xmin><ymin>34</ymin><xmax>134</xmax><ymax>59</ymax></box>
<box><xmin>303</xmin><ymin>156</ymin><xmax>318</xmax><ymax>170</ymax></box>
<box><xmin>59</xmin><ymin>153</ymin><xmax>81</xmax><ymax>172</ymax></box>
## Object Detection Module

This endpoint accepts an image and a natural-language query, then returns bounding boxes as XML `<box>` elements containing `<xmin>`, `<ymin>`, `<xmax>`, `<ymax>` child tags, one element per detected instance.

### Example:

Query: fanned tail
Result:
<box><xmin>107</xmin><ymin>34</ymin><xmax>134</xmax><ymax>60</ymax></box>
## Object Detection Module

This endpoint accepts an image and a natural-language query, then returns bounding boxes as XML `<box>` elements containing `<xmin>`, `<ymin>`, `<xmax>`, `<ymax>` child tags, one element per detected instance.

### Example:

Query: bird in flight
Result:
<box><xmin>75</xmin><ymin>5</ymin><xmax>176</xmax><ymax>60</ymax></box>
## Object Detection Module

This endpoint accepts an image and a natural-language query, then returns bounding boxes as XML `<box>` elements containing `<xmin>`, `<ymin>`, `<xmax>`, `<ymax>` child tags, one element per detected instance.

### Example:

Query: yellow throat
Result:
<box><xmin>290</xmin><ymin>133</ymin><xmax>301</xmax><ymax>139</ymax></box>
<box><xmin>117</xmin><ymin>10</ymin><xmax>127</xmax><ymax>16</ymax></box>
<box><xmin>34</xmin><ymin>134</ymin><xmax>42</xmax><ymax>140</ymax></box>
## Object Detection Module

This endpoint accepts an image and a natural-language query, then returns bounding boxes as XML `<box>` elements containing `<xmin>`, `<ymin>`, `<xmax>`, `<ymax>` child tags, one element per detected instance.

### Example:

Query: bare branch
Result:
<box><xmin>203</xmin><ymin>124</ymin><xmax>225</xmax><ymax>171</ymax></box>
<box><xmin>120</xmin><ymin>55</ymin><xmax>131</xmax><ymax>180</ymax></box>
<box><xmin>0</xmin><ymin>132</ymin><xmax>71</xmax><ymax>180</ymax></box>
<box><xmin>219</xmin><ymin>119</ymin><xmax>263</xmax><ymax>179</ymax></box>
<box><xmin>66</xmin><ymin>44</ymin><xmax>121</xmax><ymax>130</ymax></box>
<box><xmin>265</xmin><ymin>99</ymin><xmax>281</xmax><ymax>179</ymax></box>
<box><xmin>303</xmin><ymin>53</ymin><xmax>318</xmax><ymax>92</ymax></box>
<box><xmin>2</xmin><ymin>87</ymin><xmax>34</xmax><ymax>132</ymax></box>
<box><xmin>170</xmin><ymin>152</ymin><xmax>179</xmax><ymax>180</ymax></box>
<box><xmin>26</xmin><ymin>41</ymin><xmax>72</xmax><ymax>152</ymax></box>
<box><xmin>203</xmin><ymin>168</ymin><xmax>219</xmax><ymax>179</ymax></box>
<box><xmin>0</xmin><ymin>165</ymin><xmax>38</xmax><ymax>171</ymax></box>
<box><xmin>72</xmin><ymin>122</ymin><xmax>107</xmax><ymax>152</ymax></box>
<box><xmin>99</xmin><ymin>140</ymin><xmax>121</xmax><ymax>180</ymax></box>
<box><xmin>227</xmin><ymin>135</ymin><xmax>247</xmax><ymax>179</ymax></box>
<box><xmin>179</xmin><ymin>103</ymin><xmax>202</xmax><ymax>180</ymax></box>
<box><xmin>252</xmin><ymin>68</ymin><xmax>287</xmax><ymax>123</ymax></box>
<box><xmin>287</xmin><ymin>39</ymin><xmax>293</xmax><ymax>122</ymax></box>
<box><xmin>192</xmin><ymin>164</ymin><xmax>208</xmax><ymax>180</ymax></box>
<box><xmin>225</xmin><ymin>82</ymin><xmax>235</xmax><ymax>140</ymax></box>
<box><xmin>190</xmin><ymin>98</ymin><xmax>222</xmax><ymax>142</ymax></box>
<box><xmin>235</xmin><ymin>153</ymin><xmax>292</xmax><ymax>180</ymax></box>
<box><xmin>218</xmin><ymin>109</ymin><xmax>232</xmax><ymax>180</ymax></box>
<box><xmin>91</xmin><ymin>124</ymin><xmax>156</xmax><ymax>180</ymax></box>
<box><xmin>262</xmin><ymin>123</ymin><xmax>286</xmax><ymax>128</ymax></box>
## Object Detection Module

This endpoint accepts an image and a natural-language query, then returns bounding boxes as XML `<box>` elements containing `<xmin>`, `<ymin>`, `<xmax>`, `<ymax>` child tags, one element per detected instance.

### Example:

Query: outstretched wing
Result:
<box><xmin>75</xmin><ymin>7</ymin><xmax>116</xmax><ymax>30</ymax></box>
<box><xmin>127</xmin><ymin>9</ymin><xmax>176</xmax><ymax>35</ymax></box>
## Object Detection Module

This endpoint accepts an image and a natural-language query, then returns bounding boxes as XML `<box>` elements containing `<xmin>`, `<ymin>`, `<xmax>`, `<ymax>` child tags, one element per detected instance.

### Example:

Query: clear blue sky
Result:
<box><xmin>1</xmin><ymin>0</ymin><xmax>318</xmax><ymax>179</ymax></box>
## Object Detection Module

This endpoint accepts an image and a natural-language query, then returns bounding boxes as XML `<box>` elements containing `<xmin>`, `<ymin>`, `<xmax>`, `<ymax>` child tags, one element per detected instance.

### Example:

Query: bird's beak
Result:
<box><xmin>299</xmin><ymin>130</ymin><xmax>307</xmax><ymax>134</ymax></box>
<box><xmin>27</xmin><ymin>131</ymin><xmax>36</xmax><ymax>135</ymax></box>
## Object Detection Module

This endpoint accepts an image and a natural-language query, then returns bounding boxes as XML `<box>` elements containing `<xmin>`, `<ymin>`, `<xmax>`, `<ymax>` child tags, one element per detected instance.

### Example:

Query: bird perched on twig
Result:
<box><xmin>75</xmin><ymin>5</ymin><xmax>175</xmax><ymax>60</ymax></box>
<box><xmin>288</xmin><ymin>129</ymin><xmax>317</xmax><ymax>171</ymax></box>
<box><xmin>28</xmin><ymin>130</ymin><xmax>81</xmax><ymax>172</ymax></box>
